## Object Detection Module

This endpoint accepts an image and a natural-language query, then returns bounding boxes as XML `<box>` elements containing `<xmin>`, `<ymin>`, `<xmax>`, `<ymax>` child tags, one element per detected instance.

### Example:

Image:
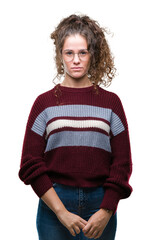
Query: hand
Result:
<box><xmin>82</xmin><ymin>209</ymin><xmax>113</xmax><ymax>239</ymax></box>
<box><xmin>56</xmin><ymin>209</ymin><xmax>88</xmax><ymax>237</ymax></box>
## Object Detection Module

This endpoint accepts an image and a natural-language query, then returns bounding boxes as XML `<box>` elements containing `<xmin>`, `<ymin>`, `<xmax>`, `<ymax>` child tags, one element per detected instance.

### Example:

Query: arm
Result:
<box><xmin>100</xmin><ymin>94</ymin><xmax>133</xmax><ymax>214</ymax></box>
<box><xmin>18</xmin><ymin>95</ymin><xmax>53</xmax><ymax>196</ymax></box>
<box><xmin>41</xmin><ymin>187</ymin><xmax>67</xmax><ymax>215</ymax></box>
<box><xmin>82</xmin><ymin>95</ymin><xmax>132</xmax><ymax>238</ymax></box>
<box><xmin>18</xmin><ymin>95</ymin><xmax>87</xmax><ymax>236</ymax></box>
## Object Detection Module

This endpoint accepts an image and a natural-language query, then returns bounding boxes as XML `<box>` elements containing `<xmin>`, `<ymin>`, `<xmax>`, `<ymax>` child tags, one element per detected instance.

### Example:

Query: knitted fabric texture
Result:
<box><xmin>18</xmin><ymin>84</ymin><xmax>132</xmax><ymax>214</ymax></box>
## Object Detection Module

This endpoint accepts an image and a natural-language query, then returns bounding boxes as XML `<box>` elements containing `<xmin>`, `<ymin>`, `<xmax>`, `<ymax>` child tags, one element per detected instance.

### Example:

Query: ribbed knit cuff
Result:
<box><xmin>31</xmin><ymin>173</ymin><xmax>53</xmax><ymax>198</ymax></box>
<box><xmin>100</xmin><ymin>188</ymin><xmax>121</xmax><ymax>215</ymax></box>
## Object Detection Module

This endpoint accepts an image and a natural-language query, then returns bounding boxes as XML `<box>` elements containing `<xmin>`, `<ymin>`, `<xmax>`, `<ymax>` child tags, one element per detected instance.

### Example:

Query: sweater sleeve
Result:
<box><xmin>100</xmin><ymin>94</ymin><xmax>133</xmax><ymax>214</ymax></box>
<box><xmin>18</xmin><ymin>95</ymin><xmax>53</xmax><ymax>197</ymax></box>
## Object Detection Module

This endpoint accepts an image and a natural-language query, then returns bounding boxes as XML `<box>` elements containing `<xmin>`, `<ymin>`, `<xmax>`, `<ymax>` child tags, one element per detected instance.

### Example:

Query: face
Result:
<box><xmin>61</xmin><ymin>34</ymin><xmax>91</xmax><ymax>79</ymax></box>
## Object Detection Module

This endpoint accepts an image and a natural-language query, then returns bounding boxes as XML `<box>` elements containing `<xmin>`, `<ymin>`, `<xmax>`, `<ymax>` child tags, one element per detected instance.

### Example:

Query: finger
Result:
<box><xmin>79</xmin><ymin>221</ymin><xmax>86</xmax><ymax>230</ymax></box>
<box><xmin>74</xmin><ymin>225</ymin><xmax>81</xmax><ymax>235</ymax></box>
<box><xmin>79</xmin><ymin>219</ymin><xmax>88</xmax><ymax>227</ymax></box>
<box><xmin>84</xmin><ymin>227</ymin><xmax>94</xmax><ymax>238</ymax></box>
<box><xmin>91</xmin><ymin>230</ymin><xmax>99</xmax><ymax>239</ymax></box>
<box><xmin>80</xmin><ymin>218</ymin><xmax>88</xmax><ymax>225</ymax></box>
<box><xmin>82</xmin><ymin>222</ymin><xmax>91</xmax><ymax>233</ymax></box>
<box><xmin>94</xmin><ymin>230</ymin><xmax>103</xmax><ymax>239</ymax></box>
<box><xmin>69</xmin><ymin>228</ymin><xmax>76</xmax><ymax>237</ymax></box>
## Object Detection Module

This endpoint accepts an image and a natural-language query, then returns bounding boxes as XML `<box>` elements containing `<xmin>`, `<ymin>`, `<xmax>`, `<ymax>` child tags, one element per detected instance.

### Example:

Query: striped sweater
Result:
<box><xmin>18</xmin><ymin>83</ymin><xmax>132</xmax><ymax>213</ymax></box>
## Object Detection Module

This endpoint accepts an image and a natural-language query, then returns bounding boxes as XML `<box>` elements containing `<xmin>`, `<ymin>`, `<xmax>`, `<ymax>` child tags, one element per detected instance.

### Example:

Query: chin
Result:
<box><xmin>69</xmin><ymin>72</ymin><xmax>87</xmax><ymax>79</ymax></box>
<box><xmin>72</xmin><ymin>75</ymin><xmax>84</xmax><ymax>79</ymax></box>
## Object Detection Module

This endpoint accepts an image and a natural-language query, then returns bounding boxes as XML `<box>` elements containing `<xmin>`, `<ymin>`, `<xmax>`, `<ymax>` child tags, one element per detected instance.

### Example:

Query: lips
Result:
<box><xmin>71</xmin><ymin>67</ymin><xmax>83</xmax><ymax>70</ymax></box>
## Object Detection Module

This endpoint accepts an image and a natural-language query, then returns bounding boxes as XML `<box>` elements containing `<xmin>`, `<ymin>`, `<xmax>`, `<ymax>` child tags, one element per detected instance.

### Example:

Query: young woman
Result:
<box><xmin>18</xmin><ymin>14</ymin><xmax>132</xmax><ymax>240</ymax></box>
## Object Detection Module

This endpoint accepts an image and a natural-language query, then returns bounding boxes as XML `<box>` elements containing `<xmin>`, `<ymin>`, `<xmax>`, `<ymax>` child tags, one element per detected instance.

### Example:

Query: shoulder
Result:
<box><xmin>28</xmin><ymin>86</ymin><xmax>56</xmax><ymax>119</ymax></box>
<box><xmin>97</xmin><ymin>86</ymin><xmax>128</xmax><ymax>129</ymax></box>
<box><xmin>33</xmin><ymin>85</ymin><xmax>56</xmax><ymax>107</ymax></box>
<box><xmin>97</xmin><ymin>85</ymin><xmax>123</xmax><ymax>107</ymax></box>
<box><xmin>27</xmin><ymin>86</ymin><xmax>56</xmax><ymax>128</ymax></box>
<box><xmin>36</xmin><ymin>86</ymin><xmax>55</xmax><ymax>101</ymax></box>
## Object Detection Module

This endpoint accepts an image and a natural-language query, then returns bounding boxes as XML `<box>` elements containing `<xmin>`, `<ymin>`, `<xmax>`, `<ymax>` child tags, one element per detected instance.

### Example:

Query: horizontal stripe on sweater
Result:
<box><xmin>44</xmin><ymin>130</ymin><xmax>111</xmax><ymax>153</ymax></box>
<box><xmin>46</xmin><ymin>118</ymin><xmax>110</xmax><ymax>139</ymax></box>
<box><xmin>31</xmin><ymin>104</ymin><xmax>125</xmax><ymax>137</ymax></box>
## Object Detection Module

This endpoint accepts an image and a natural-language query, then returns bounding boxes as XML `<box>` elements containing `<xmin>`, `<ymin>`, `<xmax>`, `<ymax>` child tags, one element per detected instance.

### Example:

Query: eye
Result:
<box><xmin>79</xmin><ymin>51</ymin><xmax>88</xmax><ymax>56</ymax></box>
<box><xmin>65</xmin><ymin>51</ymin><xmax>73</xmax><ymax>56</ymax></box>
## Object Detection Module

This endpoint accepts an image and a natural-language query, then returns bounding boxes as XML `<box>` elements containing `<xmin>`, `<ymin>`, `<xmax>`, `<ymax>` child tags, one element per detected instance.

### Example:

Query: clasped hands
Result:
<box><xmin>56</xmin><ymin>207</ymin><xmax>113</xmax><ymax>239</ymax></box>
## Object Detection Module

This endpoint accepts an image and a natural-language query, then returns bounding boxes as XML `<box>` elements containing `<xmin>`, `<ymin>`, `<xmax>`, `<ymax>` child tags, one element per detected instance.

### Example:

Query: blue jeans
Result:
<box><xmin>36</xmin><ymin>182</ymin><xmax>117</xmax><ymax>240</ymax></box>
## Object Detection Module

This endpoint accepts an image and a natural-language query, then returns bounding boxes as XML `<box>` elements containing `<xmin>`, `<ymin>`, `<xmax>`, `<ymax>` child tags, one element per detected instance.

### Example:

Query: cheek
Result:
<box><xmin>86</xmin><ymin>61</ymin><xmax>90</xmax><ymax>69</ymax></box>
<box><xmin>84</xmin><ymin>59</ymin><xmax>91</xmax><ymax>71</ymax></box>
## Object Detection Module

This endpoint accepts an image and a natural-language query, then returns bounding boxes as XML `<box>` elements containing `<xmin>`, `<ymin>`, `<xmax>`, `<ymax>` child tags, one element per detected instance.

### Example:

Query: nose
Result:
<box><xmin>73</xmin><ymin>53</ymin><xmax>80</xmax><ymax>63</ymax></box>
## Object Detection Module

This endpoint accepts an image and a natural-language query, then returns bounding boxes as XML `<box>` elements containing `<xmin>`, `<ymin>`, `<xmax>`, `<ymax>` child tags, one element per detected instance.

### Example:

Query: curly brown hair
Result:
<box><xmin>50</xmin><ymin>14</ymin><xmax>117</xmax><ymax>104</ymax></box>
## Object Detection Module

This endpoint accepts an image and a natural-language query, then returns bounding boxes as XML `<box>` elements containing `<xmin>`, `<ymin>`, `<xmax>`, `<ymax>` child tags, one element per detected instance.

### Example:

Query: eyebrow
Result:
<box><xmin>63</xmin><ymin>49</ymin><xmax>88</xmax><ymax>51</ymax></box>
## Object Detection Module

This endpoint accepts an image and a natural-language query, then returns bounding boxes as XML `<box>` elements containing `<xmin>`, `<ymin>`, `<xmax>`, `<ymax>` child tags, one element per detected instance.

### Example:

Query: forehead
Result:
<box><xmin>62</xmin><ymin>34</ymin><xmax>88</xmax><ymax>50</ymax></box>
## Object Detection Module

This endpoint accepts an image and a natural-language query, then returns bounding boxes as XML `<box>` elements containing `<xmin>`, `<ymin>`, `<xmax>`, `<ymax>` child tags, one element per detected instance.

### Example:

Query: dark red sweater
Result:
<box><xmin>18</xmin><ymin>84</ymin><xmax>132</xmax><ymax>214</ymax></box>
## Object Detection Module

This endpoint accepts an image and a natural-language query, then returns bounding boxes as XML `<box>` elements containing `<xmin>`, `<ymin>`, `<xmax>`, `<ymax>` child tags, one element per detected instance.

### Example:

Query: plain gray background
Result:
<box><xmin>1</xmin><ymin>0</ymin><xmax>150</xmax><ymax>239</ymax></box>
